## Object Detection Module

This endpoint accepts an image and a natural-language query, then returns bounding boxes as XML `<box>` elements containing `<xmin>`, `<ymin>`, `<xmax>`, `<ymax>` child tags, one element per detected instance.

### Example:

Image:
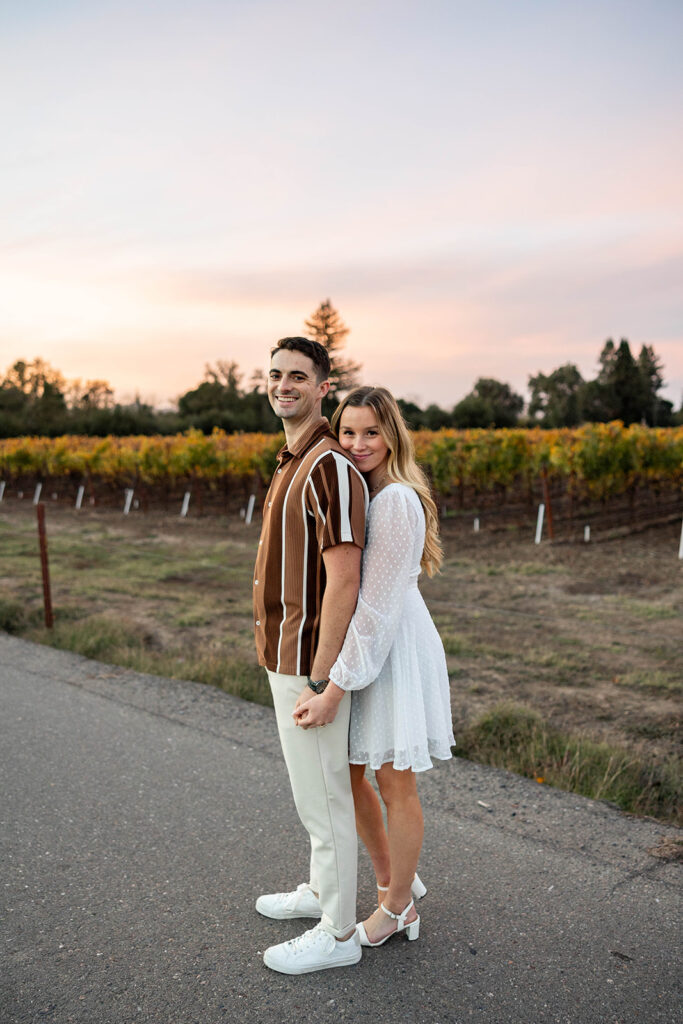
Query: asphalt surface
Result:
<box><xmin>1</xmin><ymin>633</ymin><xmax>680</xmax><ymax>1024</ymax></box>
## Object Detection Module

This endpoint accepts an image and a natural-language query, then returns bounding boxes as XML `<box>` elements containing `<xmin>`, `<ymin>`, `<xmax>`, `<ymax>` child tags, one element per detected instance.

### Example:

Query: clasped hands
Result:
<box><xmin>293</xmin><ymin>682</ymin><xmax>344</xmax><ymax>729</ymax></box>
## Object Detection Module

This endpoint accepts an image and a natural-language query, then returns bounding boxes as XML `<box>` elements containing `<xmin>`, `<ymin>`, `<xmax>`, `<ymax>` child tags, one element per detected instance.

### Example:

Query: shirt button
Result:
<box><xmin>268</xmin><ymin>501</ymin><xmax>272</xmax><ymax>507</ymax></box>
<box><xmin>277</xmin><ymin>469</ymin><xmax>282</xmax><ymax>474</ymax></box>
<box><xmin>256</xmin><ymin>620</ymin><xmax>261</xmax><ymax>626</ymax></box>
<box><xmin>254</xmin><ymin>580</ymin><xmax>258</xmax><ymax>585</ymax></box>
<box><xmin>259</xmin><ymin>540</ymin><xmax>263</xmax><ymax>545</ymax></box>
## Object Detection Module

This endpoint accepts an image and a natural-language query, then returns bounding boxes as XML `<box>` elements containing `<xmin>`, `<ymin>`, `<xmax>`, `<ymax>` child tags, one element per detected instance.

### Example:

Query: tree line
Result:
<box><xmin>0</xmin><ymin>300</ymin><xmax>679</xmax><ymax>438</ymax></box>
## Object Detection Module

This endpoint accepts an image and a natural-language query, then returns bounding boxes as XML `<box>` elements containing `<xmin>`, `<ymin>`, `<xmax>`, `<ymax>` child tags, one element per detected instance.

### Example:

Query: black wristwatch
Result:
<box><xmin>307</xmin><ymin>677</ymin><xmax>329</xmax><ymax>694</ymax></box>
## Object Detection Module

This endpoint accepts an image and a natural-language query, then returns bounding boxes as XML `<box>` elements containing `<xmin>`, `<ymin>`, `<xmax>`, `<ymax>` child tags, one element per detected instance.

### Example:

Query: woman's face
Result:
<box><xmin>338</xmin><ymin>405</ymin><xmax>389</xmax><ymax>480</ymax></box>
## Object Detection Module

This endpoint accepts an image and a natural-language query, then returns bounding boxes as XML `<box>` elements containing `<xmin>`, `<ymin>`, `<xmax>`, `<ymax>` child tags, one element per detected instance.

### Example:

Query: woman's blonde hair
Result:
<box><xmin>331</xmin><ymin>385</ymin><xmax>443</xmax><ymax>576</ymax></box>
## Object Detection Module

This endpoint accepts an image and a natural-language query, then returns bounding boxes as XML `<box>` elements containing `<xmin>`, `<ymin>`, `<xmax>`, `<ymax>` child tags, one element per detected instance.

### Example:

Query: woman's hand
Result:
<box><xmin>293</xmin><ymin>683</ymin><xmax>345</xmax><ymax>729</ymax></box>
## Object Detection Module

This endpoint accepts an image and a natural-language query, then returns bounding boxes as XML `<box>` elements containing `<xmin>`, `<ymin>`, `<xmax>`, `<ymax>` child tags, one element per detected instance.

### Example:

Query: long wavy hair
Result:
<box><xmin>331</xmin><ymin>385</ymin><xmax>443</xmax><ymax>576</ymax></box>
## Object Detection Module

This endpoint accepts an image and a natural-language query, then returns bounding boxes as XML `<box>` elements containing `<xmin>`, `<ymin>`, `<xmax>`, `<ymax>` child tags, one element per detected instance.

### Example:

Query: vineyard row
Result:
<box><xmin>0</xmin><ymin>422</ymin><xmax>681</xmax><ymax>510</ymax></box>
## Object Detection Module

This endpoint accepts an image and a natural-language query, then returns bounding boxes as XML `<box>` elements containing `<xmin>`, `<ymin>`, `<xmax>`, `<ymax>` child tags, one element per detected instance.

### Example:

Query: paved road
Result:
<box><xmin>1</xmin><ymin>634</ymin><xmax>680</xmax><ymax>1024</ymax></box>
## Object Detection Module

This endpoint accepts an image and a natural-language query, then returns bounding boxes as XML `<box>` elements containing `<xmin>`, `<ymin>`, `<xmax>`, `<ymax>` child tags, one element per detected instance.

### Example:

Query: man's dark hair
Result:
<box><xmin>271</xmin><ymin>337</ymin><xmax>330</xmax><ymax>383</ymax></box>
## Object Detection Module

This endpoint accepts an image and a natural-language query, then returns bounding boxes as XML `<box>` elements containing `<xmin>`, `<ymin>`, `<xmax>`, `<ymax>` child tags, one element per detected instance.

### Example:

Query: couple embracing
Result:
<box><xmin>253</xmin><ymin>337</ymin><xmax>454</xmax><ymax>975</ymax></box>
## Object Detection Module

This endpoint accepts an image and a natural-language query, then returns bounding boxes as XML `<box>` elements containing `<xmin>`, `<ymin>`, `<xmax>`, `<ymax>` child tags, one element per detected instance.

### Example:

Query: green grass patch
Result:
<box><xmin>28</xmin><ymin>613</ymin><xmax>272</xmax><ymax>708</ymax></box>
<box><xmin>0</xmin><ymin>597</ymin><xmax>30</xmax><ymax>633</ymax></box>
<box><xmin>440</xmin><ymin>631</ymin><xmax>468</xmax><ymax>656</ymax></box>
<box><xmin>30</xmin><ymin>614</ymin><xmax>154</xmax><ymax>661</ymax></box>
<box><xmin>615</xmin><ymin>670</ymin><xmax>682</xmax><ymax>694</ymax></box>
<box><xmin>604</xmin><ymin>596</ymin><xmax>678</xmax><ymax>620</ymax></box>
<box><xmin>456</xmin><ymin>701</ymin><xmax>681</xmax><ymax>824</ymax></box>
<box><xmin>516</xmin><ymin>645</ymin><xmax>596</xmax><ymax>684</ymax></box>
<box><xmin>438</xmin><ymin>629</ymin><xmax>515</xmax><ymax>661</ymax></box>
<box><xmin>483</xmin><ymin>561</ymin><xmax>562</xmax><ymax>577</ymax></box>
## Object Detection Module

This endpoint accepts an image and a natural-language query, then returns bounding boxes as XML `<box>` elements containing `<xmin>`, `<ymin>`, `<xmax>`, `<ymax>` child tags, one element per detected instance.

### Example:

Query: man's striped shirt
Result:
<box><xmin>253</xmin><ymin>417</ymin><xmax>368</xmax><ymax>676</ymax></box>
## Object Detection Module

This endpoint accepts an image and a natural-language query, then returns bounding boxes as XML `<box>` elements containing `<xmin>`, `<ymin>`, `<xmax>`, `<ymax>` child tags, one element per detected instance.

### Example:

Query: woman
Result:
<box><xmin>293</xmin><ymin>385</ymin><xmax>454</xmax><ymax>947</ymax></box>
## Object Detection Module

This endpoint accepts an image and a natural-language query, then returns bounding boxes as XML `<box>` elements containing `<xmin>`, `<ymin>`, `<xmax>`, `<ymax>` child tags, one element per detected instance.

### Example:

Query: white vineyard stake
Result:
<box><xmin>679</xmin><ymin>518</ymin><xmax>683</xmax><ymax>560</ymax></box>
<box><xmin>584</xmin><ymin>525</ymin><xmax>590</xmax><ymax>543</ymax></box>
<box><xmin>33</xmin><ymin>482</ymin><xmax>43</xmax><ymax>505</ymax></box>
<box><xmin>245</xmin><ymin>494</ymin><xmax>256</xmax><ymax>525</ymax></box>
<box><xmin>474</xmin><ymin>517</ymin><xmax>480</xmax><ymax>533</ymax></box>
<box><xmin>75</xmin><ymin>485</ymin><xmax>85</xmax><ymax>510</ymax></box>
<box><xmin>534</xmin><ymin>503</ymin><xmax>545</xmax><ymax>545</ymax></box>
<box><xmin>180</xmin><ymin>491</ymin><xmax>191</xmax><ymax>518</ymax></box>
<box><xmin>123</xmin><ymin>489</ymin><xmax>134</xmax><ymax>515</ymax></box>
<box><xmin>0</xmin><ymin>481</ymin><xmax>5</xmax><ymax>502</ymax></box>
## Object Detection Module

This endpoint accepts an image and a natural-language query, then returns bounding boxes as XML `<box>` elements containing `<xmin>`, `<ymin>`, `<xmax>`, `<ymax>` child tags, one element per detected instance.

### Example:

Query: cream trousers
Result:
<box><xmin>266</xmin><ymin>670</ymin><xmax>357</xmax><ymax>938</ymax></box>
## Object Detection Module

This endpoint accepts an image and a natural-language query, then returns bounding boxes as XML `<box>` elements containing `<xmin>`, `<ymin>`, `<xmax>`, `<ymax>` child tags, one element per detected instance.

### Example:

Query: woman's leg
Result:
<box><xmin>360</xmin><ymin>763</ymin><xmax>423</xmax><ymax>943</ymax></box>
<box><xmin>350</xmin><ymin>763</ymin><xmax>391</xmax><ymax>895</ymax></box>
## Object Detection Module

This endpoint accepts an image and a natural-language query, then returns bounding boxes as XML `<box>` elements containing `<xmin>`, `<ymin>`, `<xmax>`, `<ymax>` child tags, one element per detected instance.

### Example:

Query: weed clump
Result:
<box><xmin>0</xmin><ymin>598</ymin><xmax>27</xmax><ymax>634</ymax></box>
<box><xmin>457</xmin><ymin>701</ymin><xmax>680</xmax><ymax>825</ymax></box>
<box><xmin>30</xmin><ymin>613</ymin><xmax>273</xmax><ymax>709</ymax></box>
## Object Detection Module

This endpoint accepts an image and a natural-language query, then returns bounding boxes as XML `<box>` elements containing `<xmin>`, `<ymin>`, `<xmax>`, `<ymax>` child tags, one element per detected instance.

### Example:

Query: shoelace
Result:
<box><xmin>277</xmin><ymin>884</ymin><xmax>309</xmax><ymax>907</ymax></box>
<box><xmin>285</xmin><ymin>925</ymin><xmax>332</xmax><ymax>955</ymax></box>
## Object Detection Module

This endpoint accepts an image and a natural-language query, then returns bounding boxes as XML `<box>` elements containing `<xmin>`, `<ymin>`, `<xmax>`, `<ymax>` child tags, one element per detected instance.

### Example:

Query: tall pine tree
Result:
<box><xmin>305</xmin><ymin>299</ymin><xmax>361</xmax><ymax>393</ymax></box>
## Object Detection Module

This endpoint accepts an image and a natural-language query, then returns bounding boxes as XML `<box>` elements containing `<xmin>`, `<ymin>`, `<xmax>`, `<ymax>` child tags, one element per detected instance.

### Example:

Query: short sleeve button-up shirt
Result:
<box><xmin>253</xmin><ymin>417</ymin><xmax>368</xmax><ymax>676</ymax></box>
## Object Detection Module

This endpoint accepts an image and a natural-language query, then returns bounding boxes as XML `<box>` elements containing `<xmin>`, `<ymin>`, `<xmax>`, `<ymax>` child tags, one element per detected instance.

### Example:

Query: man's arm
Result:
<box><xmin>311</xmin><ymin>542</ymin><xmax>361</xmax><ymax>679</ymax></box>
<box><xmin>292</xmin><ymin>542</ymin><xmax>361</xmax><ymax>723</ymax></box>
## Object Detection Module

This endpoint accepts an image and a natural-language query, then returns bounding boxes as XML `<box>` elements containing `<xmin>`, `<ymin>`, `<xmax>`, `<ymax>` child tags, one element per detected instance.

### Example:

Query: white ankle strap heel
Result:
<box><xmin>356</xmin><ymin>898</ymin><xmax>420</xmax><ymax>947</ymax></box>
<box><xmin>376</xmin><ymin>872</ymin><xmax>427</xmax><ymax>900</ymax></box>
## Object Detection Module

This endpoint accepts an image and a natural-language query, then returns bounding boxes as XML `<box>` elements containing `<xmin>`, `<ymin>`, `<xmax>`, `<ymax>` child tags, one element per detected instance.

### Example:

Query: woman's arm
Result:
<box><xmin>328</xmin><ymin>486</ymin><xmax>419</xmax><ymax>692</ymax></box>
<box><xmin>295</xmin><ymin>488</ymin><xmax>419</xmax><ymax>728</ymax></box>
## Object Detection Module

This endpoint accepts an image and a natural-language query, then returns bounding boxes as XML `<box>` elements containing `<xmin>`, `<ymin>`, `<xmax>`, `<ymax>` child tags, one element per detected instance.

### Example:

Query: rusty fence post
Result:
<box><xmin>36</xmin><ymin>502</ymin><xmax>54</xmax><ymax>629</ymax></box>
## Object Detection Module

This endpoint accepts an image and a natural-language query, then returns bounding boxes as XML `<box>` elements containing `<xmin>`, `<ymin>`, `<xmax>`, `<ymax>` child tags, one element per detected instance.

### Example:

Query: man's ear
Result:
<box><xmin>319</xmin><ymin>380</ymin><xmax>331</xmax><ymax>398</ymax></box>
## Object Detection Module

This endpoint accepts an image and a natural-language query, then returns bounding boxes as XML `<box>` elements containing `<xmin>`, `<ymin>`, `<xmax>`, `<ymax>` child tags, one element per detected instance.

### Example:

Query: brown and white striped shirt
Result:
<box><xmin>253</xmin><ymin>417</ymin><xmax>368</xmax><ymax>676</ymax></box>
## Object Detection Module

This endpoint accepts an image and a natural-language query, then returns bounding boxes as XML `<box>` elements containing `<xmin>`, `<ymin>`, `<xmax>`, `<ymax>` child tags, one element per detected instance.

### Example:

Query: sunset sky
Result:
<box><xmin>2</xmin><ymin>0</ymin><xmax>682</xmax><ymax>411</ymax></box>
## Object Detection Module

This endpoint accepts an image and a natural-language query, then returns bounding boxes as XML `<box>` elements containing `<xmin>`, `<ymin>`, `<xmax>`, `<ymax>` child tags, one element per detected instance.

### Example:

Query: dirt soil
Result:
<box><xmin>1</xmin><ymin>501</ymin><xmax>681</xmax><ymax>764</ymax></box>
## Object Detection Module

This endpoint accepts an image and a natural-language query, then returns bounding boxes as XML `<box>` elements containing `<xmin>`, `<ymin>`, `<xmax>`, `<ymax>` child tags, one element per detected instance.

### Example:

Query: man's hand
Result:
<box><xmin>293</xmin><ymin>683</ymin><xmax>345</xmax><ymax>729</ymax></box>
<box><xmin>294</xmin><ymin>686</ymin><xmax>311</xmax><ymax>711</ymax></box>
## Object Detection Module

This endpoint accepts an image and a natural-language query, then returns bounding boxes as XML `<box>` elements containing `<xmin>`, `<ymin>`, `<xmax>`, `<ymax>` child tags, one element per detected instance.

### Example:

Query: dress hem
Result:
<box><xmin>349</xmin><ymin>751</ymin><xmax>453</xmax><ymax>773</ymax></box>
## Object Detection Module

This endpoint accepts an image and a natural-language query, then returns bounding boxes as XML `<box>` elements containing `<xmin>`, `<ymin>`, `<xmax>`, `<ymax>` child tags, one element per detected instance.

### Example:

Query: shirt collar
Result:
<box><xmin>278</xmin><ymin>417</ymin><xmax>331</xmax><ymax>463</ymax></box>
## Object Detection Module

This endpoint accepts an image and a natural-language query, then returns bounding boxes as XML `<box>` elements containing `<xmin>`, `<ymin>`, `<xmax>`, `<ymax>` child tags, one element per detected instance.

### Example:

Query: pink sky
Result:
<box><xmin>1</xmin><ymin>0</ymin><xmax>682</xmax><ymax>410</ymax></box>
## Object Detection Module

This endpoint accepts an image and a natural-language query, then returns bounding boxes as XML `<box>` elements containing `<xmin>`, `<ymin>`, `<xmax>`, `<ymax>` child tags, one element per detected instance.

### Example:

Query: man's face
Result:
<box><xmin>267</xmin><ymin>348</ymin><xmax>329</xmax><ymax>424</ymax></box>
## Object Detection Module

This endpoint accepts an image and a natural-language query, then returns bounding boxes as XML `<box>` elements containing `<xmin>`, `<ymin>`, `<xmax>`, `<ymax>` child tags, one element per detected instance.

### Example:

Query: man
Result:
<box><xmin>253</xmin><ymin>337</ymin><xmax>368</xmax><ymax>975</ymax></box>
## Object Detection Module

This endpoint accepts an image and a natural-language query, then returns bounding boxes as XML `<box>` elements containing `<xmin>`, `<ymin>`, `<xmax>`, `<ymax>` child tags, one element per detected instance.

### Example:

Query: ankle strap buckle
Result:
<box><xmin>380</xmin><ymin>899</ymin><xmax>414</xmax><ymax>921</ymax></box>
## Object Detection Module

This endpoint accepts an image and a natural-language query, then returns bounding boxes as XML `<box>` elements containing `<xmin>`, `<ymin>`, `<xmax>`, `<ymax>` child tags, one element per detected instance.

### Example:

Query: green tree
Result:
<box><xmin>422</xmin><ymin>403</ymin><xmax>453</xmax><ymax>430</ymax></box>
<box><xmin>452</xmin><ymin>393</ymin><xmax>495</xmax><ymax>429</ymax></box>
<box><xmin>396</xmin><ymin>398</ymin><xmax>426</xmax><ymax>428</ymax></box>
<box><xmin>528</xmin><ymin>364</ymin><xmax>585</xmax><ymax>427</ymax></box>
<box><xmin>177</xmin><ymin>361</ymin><xmax>279</xmax><ymax>434</ymax></box>
<box><xmin>637</xmin><ymin>344</ymin><xmax>672</xmax><ymax>426</ymax></box>
<box><xmin>305</xmin><ymin>299</ymin><xmax>361</xmax><ymax>393</ymax></box>
<box><xmin>612</xmin><ymin>340</ymin><xmax>644</xmax><ymax>424</ymax></box>
<box><xmin>0</xmin><ymin>358</ymin><xmax>68</xmax><ymax>436</ymax></box>
<box><xmin>583</xmin><ymin>339</ymin><xmax>628</xmax><ymax>422</ymax></box>
<box><xmin>177</xmin><ymin>361</ymin><xmax>243</xmax><ymax>431</ymax></box>
<box><xmin>453</xmin><ymin>378</ymin><xmax>523</xmax><ymax>428</ymax></box>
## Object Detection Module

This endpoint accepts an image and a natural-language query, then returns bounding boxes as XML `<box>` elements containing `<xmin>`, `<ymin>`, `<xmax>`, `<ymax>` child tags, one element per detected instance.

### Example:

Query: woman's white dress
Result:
<box><xmin>329</xmin><ymin>483</ymin><xmax>455</xmax><ymax>772</ymax></box>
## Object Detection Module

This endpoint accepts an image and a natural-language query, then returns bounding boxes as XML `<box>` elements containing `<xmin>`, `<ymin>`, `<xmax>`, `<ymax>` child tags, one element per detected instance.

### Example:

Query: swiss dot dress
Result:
<box><xmin>329</xmin><ymin>482</ymin><xmax>455</xmax><ymax>772</ymax></box>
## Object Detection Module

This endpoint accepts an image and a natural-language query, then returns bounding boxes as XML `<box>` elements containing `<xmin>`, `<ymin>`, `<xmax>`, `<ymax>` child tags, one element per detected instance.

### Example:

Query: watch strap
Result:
<box><xmin>307</xmin><ymin>677</ymin><xmax>329</xmax><ymax>694</ymax></box>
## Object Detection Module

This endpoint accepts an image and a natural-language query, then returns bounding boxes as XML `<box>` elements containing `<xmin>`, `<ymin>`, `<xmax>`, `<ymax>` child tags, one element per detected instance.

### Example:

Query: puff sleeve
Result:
<box><xmin>329</xmin><ymin>486</ymin><xmax>420</xmax><ymax>691</ymax></box>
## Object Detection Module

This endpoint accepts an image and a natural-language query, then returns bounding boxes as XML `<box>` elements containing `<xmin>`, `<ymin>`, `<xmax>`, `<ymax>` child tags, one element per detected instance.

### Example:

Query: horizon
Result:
<box><xmin>1</xmin><ymin>332</ymin><xmax>678</xmax><ymax>417</ymax></box>
<box><xmin>1</xmin><ymin>1</ymin><xmax>682</xmax><ymax>410</ymax></box>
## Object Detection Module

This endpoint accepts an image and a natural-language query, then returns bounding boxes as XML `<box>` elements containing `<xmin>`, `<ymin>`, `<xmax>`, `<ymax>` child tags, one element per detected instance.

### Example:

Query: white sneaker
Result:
<box><xmin>255</xmin><ymin>882</ymin><xmax>322</xmax><ymax>920</ymax></box>
<box><xmin>263</xmin><ymin>924</ymin><xmax>362</xmax><ymax>975</ymax></box>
